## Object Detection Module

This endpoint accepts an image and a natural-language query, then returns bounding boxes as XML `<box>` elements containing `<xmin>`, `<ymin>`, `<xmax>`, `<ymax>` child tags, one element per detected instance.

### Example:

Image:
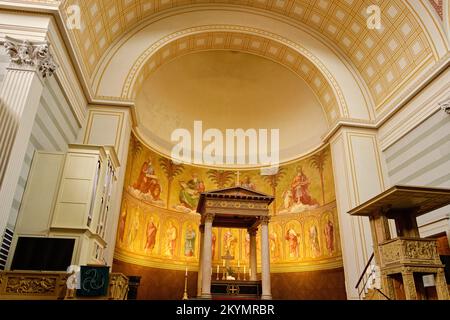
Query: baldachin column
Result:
<box><xmin>197</xmin><ymin>225</ymin><xmax>205</xmax><ymax>297</ymax></box>
<box><xmin>201</xmin><ymin>213</ymin><xmax>214</xmax><ymax>299</ymax></box>
<box><xmin>260</xmin><ymin>216</ymin><xmax>272</xmax><ymax>300</ymax></box>
<box><xmin>249</xmin><ymin>227</ymin><xmax>258</xmax><ymax>281</ymax></box>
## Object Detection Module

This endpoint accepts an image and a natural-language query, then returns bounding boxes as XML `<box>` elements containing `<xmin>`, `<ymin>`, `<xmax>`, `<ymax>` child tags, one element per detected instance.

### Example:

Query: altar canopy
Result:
<box><xmin>196</xmin><ymin>187</ymin><xmax>274</xmax><ymax>299</ymax></box>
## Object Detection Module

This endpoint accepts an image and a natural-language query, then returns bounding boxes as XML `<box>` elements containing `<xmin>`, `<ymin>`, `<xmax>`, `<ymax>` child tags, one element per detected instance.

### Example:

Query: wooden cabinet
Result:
<box><xmin>8</xmin><ymin>144</ymin><xmax>120</xmax><ymax>269</ymax></box>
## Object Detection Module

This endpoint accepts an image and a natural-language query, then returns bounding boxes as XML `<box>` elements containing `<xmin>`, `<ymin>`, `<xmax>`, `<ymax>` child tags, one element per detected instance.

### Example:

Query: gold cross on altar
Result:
<box><xmin>227</xmin><ymin>284</ymin><xmax>240</xmax><ymax>295</ymax></box>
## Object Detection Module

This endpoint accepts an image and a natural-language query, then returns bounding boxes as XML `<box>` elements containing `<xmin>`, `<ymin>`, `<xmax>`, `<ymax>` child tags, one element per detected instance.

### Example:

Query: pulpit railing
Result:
<box><xmin>355</xmin><ymin>252</ymin><xmax>375</xmax><ymax>300</ymax></box>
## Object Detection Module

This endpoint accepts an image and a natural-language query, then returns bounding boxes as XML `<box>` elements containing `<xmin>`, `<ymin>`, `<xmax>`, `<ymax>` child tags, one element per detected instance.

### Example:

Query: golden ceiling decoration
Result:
<box><xmin>130</xmin><ymin>31</ymin><xmax>343</xmax><ymax>124</ymax></box>
<box><xmin>60</xmin><ymin>0</ymin><xmax>437</xmax><ymax>112</ymax></box>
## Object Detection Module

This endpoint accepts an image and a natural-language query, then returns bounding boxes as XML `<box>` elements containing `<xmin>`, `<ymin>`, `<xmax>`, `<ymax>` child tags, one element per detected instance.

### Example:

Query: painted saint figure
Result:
<box><xmin>179</xmin><ymin>173</ymin><xmax>205</xmax><ymax>210</ymax></box>
<box><xmin>269</xmin><ymin>230</ymin><xmax>279</xmax><ymax>260</ymax></box>
<box><xmin>144</xmin><ymin>217</ymin><xmax>158</xmax><ymax>253</ymax></box>
<box><xmin>133</xmin><ymin>159</ymin><xmax>161</xmax><ymax>201</ymax></box>
<box><xmin>244</xmin><ymin>232</ymin><xmax>250</xmax><ymax>259</ymax></box>
<box><xmin>165</xmin><ymin>221</ymin><xmax>177</xmax><ymax>257</ymax></box>
<box><xmin>184</xmin><ymin>224</ymin><xmax>196</xmax><ymax>257</ymax></box>
<box><xmin>309</xmin><ymin>224</ymin><xmax>321</xmax><ymax>258</ymax></box>
<box><xmin>118</xmin><ymin>204</ymin><xmax>128</xmax><ymax>244</ymax></box>
<box><xmin>211</xmin><ymin>231</ymin><xmax>217</xmax><ymax>259</ymax></box>
<box><xmin>127</xmin><ymin>209</ymin><xmax>140</xmax><ymax>249</ymax></box>
<box><xmin>223</xmin><ymin>229</ymin><xmax>237</xmax><ymax>257</ymax></box>
<box><xmin>324</xmin><ymin>220</ymin><xmax>334</xmax><ymax>254</ymax></box>
<box><xmin>291</xmin><ymin>166</ymin><xmax>318</xmax><ymax>206</ymax></box>
<box><xmin>240</xmin><ymin>176</ymin><xmax>256</xmax><ymax>191</ymax></box>
<box><xmin>285</xmin><ymin>226</ymin><xmax>300</xmax><ymax>258</ymax></box>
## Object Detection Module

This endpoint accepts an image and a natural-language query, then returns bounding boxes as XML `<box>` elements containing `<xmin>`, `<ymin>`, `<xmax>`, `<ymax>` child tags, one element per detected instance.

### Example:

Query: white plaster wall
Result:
<box><xmin>383</xmin><ymin>110</ymin><xmax>450</xmax><ymax>237</ymax></box>
<box><xmin>380</xmin><ymin>69</ymin><xmax>450</xmax><ymax>239</ymax></box>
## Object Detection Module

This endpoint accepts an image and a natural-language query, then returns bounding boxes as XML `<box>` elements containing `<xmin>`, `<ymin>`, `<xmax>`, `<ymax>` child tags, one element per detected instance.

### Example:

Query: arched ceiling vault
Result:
<box><xmin>61</xmin><ymin>0</ymin><xmax>447</xmax><ymax>116</ymax></box>
<box><xmin>129</xmin><ymin>31</ymin><xmax>344</xmax><ymax>125</ymax></box>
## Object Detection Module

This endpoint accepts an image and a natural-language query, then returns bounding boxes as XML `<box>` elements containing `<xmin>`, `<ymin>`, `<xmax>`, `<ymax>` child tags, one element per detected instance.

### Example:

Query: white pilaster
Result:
<box><xmin>201</xmin><ymin>213</ymin><xmax>214</xmax><ymax>299</ymax></box>
<box><xmin>0</xmin><ymin>36</ymin><xmax>57</xmax><ymax>238</ymax></box>
<box><xmin>330</xmin><ymin>127</ymin><xmax>387</xmax><ymax>300</ymax></box>
<box><xmin>249</xmin><ymin>228</ymin><xmax>257</xmax><ymax>281</ymax></box>
<box><xmin>260</xmin><ymin>217</ymin><xmax>272</xmax><ymax>300</ymax></box>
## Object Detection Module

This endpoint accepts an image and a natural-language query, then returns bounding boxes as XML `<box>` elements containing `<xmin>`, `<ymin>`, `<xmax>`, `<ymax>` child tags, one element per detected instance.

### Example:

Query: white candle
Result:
<box><xmin>223</xmin><ymin>260</ymin><xmax>225</xmax><ymax>267</ymax></box>
<box><xmin>216</xmin><ymin>265</ymin><xmax>219</xmax><ymax>274</ymax></box>
<box><xmin>185</xmin><ymin>266</ymin><xmax>188</xmax><ymax>276</ymax></box>
<box><xmin>238</xmin><ymin>260</ymin><xmax>240</xmax><ymax>267</ymax></box>
<box><xmin>249</xmin><ymin>268</ymin><xmax>252</xmax><ymax>278</ymax></box>
<box><xmin>244</xmin><ymin>266</ymin><xmax>246</xmax><ymax>275</ymax></box>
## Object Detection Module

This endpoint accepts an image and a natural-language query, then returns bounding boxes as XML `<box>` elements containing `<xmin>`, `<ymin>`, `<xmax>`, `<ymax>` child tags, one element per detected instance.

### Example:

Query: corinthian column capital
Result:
<box><xmin>3</xmin><ymin>36</ymin><xmax>58</xmax><ymax>78</ymax></box>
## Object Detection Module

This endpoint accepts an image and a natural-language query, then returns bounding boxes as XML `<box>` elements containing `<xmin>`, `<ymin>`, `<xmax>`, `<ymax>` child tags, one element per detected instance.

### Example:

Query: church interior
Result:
<box><xmin>0</xmin><ymin>0</ymin><xmax>449</xmax><ymax>301</ymax></box>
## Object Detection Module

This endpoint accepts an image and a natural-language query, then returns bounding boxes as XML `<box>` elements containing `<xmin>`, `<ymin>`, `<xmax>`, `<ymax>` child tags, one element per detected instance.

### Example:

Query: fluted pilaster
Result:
<box><xmin>0</xmin><ymin>36</ymin><xmax>57</xmax><ymax>238</ymax></box>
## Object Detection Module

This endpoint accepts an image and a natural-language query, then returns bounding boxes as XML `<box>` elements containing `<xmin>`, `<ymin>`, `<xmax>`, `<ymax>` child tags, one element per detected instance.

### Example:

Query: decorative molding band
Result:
<box><xmin>3</xmin><ymin>36</ymin><xmax>58</xmax><ymax>78</ymax></box>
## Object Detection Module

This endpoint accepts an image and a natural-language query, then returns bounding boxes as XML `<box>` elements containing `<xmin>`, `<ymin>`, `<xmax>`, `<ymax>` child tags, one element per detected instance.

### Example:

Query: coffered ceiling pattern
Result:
<box><xmin>60</xmin><ymin>0</ymin><xmax>438</xmax><ymax>112</ymax></box>
<box><xmin>129</xmin><ymin>31</ymin><xmax>343</xmax><ymax>125</ymax></box>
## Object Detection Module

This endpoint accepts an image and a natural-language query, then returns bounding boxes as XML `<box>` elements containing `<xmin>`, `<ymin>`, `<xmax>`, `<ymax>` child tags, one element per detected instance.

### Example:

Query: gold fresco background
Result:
<box><xmin>114</xmin><ymin>133</ymin><xmax>342</xmax><ymax>272</ymax></box>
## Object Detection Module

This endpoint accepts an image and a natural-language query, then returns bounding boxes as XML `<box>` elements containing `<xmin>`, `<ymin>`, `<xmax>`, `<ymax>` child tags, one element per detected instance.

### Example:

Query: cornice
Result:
<box><xmin>0</xmin><ymin>0</ymin><xmax>60</xmax><ymax>13</ymax></box>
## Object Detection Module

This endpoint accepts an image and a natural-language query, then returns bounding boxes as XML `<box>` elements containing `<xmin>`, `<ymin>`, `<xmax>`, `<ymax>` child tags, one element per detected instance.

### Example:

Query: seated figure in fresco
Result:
<box><xmin>184</xmin><ymin>224</ymin><xmax>196</xmax><ymax>257</ymax></box>
<box><xmin>144</xmin><ymin>217</ymin><xmax>158</xmax><ymax>253</ymax></box>
<box><xmin>178</xmin><ymin>173</ymin><xmax>205</xmax><ymax>211</ymax></box>
<box><xmin>291</xmin><ymin>166</ymin><xmax>318</xmax><ymax>206</ymax></box>
<box><xmin>133</xmin><ymin>159</ymin><xmax>161</xmax><ymax>201</ymax></box>
<box><xmin>280</xmin><ymin>166</ymin><xmax>319</xmax><ymax>214</ymax></box>
<box><xmin>240</xmin><ymin>176</ymin><xmax>256</xmax><ymax>191</ymax></box>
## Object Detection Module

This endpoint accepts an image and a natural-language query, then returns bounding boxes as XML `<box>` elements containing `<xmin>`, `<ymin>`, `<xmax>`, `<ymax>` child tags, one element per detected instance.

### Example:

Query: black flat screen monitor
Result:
<box><xmin>11</xmin><ymin>237</ymin><xmax>75</xmax><ymax>271</ymax></box>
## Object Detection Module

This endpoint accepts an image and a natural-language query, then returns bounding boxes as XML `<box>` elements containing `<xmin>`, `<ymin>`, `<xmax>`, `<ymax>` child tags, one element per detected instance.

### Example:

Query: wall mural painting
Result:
<box><xmin>115</xmin><ymin>134</ymin><xmax>342</xmax><ymax>272</ymax></box>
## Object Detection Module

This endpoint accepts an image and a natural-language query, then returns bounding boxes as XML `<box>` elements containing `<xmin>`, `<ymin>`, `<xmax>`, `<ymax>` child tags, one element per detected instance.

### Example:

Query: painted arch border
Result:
<box><xmin>92</xmin><ymin>8</ymin><xmax>375</xmax><ymax>123</ymax></box>
<box><xmin>119</xmin><ymin>25</ymin><xmax>349</xmax><ymax>121</ymax></box>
